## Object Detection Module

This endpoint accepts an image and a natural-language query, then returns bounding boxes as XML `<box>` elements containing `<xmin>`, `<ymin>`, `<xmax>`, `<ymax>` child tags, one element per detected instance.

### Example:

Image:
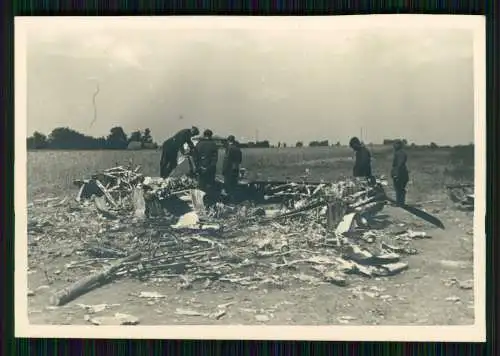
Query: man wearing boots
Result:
<box><xmin>222</xmin><ymin>135</ymin><xmax>243</xmax><ymax>199</ymax></box>
<box><xmin>391</xmin><ymin>139</ymin><xmax>409</xmax><ymax>205</ymax></box>
<box><xmin>349</xmin><ymin>136</ymin><xmax>376</xmax><ymax>185</ymax></box>
<box><xmin>195</xmin><ymin>129</ymin><xmax>219</xmax><ymax>194</ymax></box>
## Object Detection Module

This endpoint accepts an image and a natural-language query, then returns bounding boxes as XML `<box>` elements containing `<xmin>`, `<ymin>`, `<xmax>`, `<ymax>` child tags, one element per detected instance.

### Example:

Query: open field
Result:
<box><xmin>25</xmin><ymin>146</ymin><xmax>476</xmax><ymax>326</ymax></box>
<box><xmin>27</xmin><ymin>145</ymin><xmax>473</xmax><ymax>201</ymax></box>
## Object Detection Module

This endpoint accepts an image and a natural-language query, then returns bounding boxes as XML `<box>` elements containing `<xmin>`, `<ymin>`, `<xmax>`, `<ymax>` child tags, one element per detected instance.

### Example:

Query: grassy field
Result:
<box><xmin>27</xmin><ymin>145</ymin><xmax>473</xmax><ymax>202</ymax></box>
<box><xmin>25</xmin><ymin>145</ymin><xmax>476</xmax><ymax>326</ymax></box>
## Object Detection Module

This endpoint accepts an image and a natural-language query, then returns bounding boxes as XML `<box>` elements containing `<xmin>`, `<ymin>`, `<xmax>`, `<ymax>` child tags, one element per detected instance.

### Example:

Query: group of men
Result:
<box><xmin>349</xmin><ymin>136</ymin><xmax>409</xmax><ymax>205</ymax></box>
<box><xmin>159</xmin><ymin>127</ymin><xmax>409</xmax><ymax>206</ymax></box>
<box><xmin>159</xmin><ymin>126</ymin><xmax>242</xmax><ymax>199</ymax></box>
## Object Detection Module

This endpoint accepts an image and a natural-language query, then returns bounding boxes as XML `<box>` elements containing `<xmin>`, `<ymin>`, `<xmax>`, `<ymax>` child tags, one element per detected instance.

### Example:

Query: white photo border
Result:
<box><xmin>14</xmin><ymin>14</ymin><xmax>487</xmax><ymax>342</ymax></box>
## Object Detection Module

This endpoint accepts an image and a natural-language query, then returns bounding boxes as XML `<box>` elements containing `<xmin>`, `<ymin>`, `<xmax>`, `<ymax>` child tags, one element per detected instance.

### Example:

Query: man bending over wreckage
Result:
<box><xmin>349</xmin><ymin>136</ymin><xmax>376</xmax><ymax>185</ymax></box>
<box><xmin>391</xmin><ymin>139</ymin><xmax>410</xmax><ymax>206</ymax></box>
<box><xmin>160</xmin><ymin>126</ymin><xmax>200</xmax><ymax>178</ymax></box>
<box><xmin>195</xmin><ymin>129</ymin><xmax>219</xmax><ymax>198</ymax></box>
<box><xmin>222</xmin><ymin>135</ymin><xmax>243</xmax><ymax>199</ymax></box>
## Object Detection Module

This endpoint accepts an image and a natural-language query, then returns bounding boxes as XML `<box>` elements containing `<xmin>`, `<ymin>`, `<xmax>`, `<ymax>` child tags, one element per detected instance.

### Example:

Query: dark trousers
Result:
<box><xmin>198</xmin><ymin>166</ymin><xmax>217</xmax><ymax>191</ymax></box>
<box><xmin>160</xmin><ymin>145</ymin><xmax>178</xmax><ymax>178</ymax></box>
<box><xmin>198</xmin><ymin>166</ymin><xmax>217</xmax><ymax>205</ymax></box>
<box><xmin>223</xmin><ymin>169</ymin><xmax>239</xmax><ymax>197</ymax></box>
<box><xmin>393</xmin><ymin>177</ymin><xmax>408</xmax><ymax>205</ymax></box>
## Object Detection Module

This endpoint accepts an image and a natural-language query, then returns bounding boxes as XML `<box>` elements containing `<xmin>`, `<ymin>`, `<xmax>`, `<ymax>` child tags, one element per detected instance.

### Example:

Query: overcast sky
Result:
<box><xmin>22</xmin><ymin>16</ymin><xmax>479</xmax><ymax>145</ymax></box>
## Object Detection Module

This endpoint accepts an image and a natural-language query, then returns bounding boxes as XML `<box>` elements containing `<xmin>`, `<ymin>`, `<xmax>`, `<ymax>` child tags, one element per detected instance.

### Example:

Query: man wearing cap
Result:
<box><xmin>391</xmin><ymin>140</ymin><xmax>409</xmax><ymax>205</ymax></box>
<box><xmin>222</xmin><ymin>135</ymin><xmax>243</xmax><ymax>199</ymax></box>
<box><xmin>195</xmin><ymin>129</ymin><xmax>219</xmax><ymax>192</ymax></box>
<box><xmin>160</xmin><ymin>126</ymin><xmax>199</xmax><ymax>178</ymax></box>
<box><xmin>349</xmin><ymin>136</ymin><xmax>375</xmax><ymax>184</ymax></box>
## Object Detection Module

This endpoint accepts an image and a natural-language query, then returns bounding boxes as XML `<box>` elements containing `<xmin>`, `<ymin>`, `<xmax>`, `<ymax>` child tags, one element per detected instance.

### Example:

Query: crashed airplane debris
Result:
<box><xmin>446</xmin><ymin>184</ymin><xmax>474</xmax><ymax>211</ymax></box>
<box><xmin>42</xmin><ymin>164</ymin><xmax>443</xmax><ymax>306</ymax></box>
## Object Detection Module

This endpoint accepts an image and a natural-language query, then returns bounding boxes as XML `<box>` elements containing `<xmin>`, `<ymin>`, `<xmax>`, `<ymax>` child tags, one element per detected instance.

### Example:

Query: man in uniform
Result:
<box><xmin>222</xmin><ymin>135</ymin><xmax>243</xmax><ymax>199</ymax></box>
<box><xmin>391</xmin><ymin>139</ymin><xmax>409</xmax><ymax>205</ymax></box>
<box><xmin>160</xmin><ymin>126</ymin><xmax>199</xmax><ymax>178</ymax></box>
<box><xmin>349</xmin><ymin>136</ymin><xmax>375</xmax><ymax>184</ymax></box>
<box><xmin>195</xmin><ymin>129</ymin><xmax>219</xmax><ymax>193</ymax></box>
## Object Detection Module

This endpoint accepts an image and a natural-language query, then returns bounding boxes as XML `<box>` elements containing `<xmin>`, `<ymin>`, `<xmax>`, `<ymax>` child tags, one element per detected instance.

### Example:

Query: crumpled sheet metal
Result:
<box><xmin>43</xmin><ymin>168</ymin><xmax>425</xmax><ymax>291</ymax></box>
<box><xmin>446</xmin><ymin>184</ymin><xmax>474</xmax><ymax>210</ymax></box>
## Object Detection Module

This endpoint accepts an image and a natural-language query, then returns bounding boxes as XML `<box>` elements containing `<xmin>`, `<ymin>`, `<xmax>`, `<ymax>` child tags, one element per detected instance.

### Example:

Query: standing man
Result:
<box><xmin>222</xmin><ymin>135</ymin><xmax>243</xmax><ymax>198</ymax></box>
<box><xmin>195</xmin><ymin>129</ymin><xmax>219</xmax><ymax>192</ymax></box>
<box><xmin>391</xmin><ymin>139</ymin><xmax>409</xmax><ymax>205</ymax></box>
<box><xmin>349</xmin><ymin>137</ymin><xmax>376</xmax><ymax>185</ymax></box>
<box><xmin>160</xmin><ymin>126</ymin><xmax>199</xmax><ymax>178</ymax></box>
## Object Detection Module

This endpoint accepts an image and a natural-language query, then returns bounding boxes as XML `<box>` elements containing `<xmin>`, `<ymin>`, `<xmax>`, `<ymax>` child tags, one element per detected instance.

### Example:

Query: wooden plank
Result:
<box><xmin>50</xmin><ymin>252</ymin><xmax>142</xmax><ymax>306</ymax></box>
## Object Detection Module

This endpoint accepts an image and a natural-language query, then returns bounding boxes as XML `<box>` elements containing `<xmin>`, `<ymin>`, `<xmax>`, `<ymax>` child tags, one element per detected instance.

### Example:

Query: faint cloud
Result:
<box><xmin>29</xmin><ymin>25</ymin><xmax>148</xmax><ymax>70</ymax></box>
<box><xmin>352</xmin><ymin>28</ymin><xmax>473</xmax><ymax>67</ymax></box>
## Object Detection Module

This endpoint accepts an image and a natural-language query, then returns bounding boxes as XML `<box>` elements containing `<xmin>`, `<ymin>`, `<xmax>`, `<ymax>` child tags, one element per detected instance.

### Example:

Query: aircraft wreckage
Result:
<box><xmin>43</xmin><ymin>164</ymin><xmax>447</xmax><ymax>307</ymax></box>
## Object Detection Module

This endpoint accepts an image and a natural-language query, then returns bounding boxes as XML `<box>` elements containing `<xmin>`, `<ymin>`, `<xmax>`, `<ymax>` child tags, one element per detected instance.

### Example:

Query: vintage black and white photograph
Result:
<box><xmin>15</xmin><ymin>15</ymin><xmax>486</xmax><ymax>341</ymax></box>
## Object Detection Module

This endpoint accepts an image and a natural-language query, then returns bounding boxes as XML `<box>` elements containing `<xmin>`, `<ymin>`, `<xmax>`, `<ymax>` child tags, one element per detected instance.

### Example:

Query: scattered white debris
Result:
<box><xmin>458</xmin><ymin>280</ymin><xmax>473</xmax><ymax>290</ymax></box>
<box><xmin>255</xmin><ymin>314</ymin><xmax>270</xmax><ymax>322</ymax></box>
<box><xmin>210</xmin><ymin>310</ymin><xmax>227</xmax><ymax>320</ymax></box>
<box><xmin>337</xmin><ymin>315</ymin><xmax>357</xmax><ymax>323</ymax></box>
<box><xmin>172</xmin><ymin>212</ymin><xmax>199</xmax><ymax>229</ymax></box>
<box><xmin>175</xmin><ymin>308</ymin><xmax>208</xmax><ymax>317</ymax></box>
<box><xmin>85</xmin><ymin>313</ymin><xmax>140</xmax><ymax>325</ymax></box>
<box><xmin>77</xmin><ymin>303</ymin><xmax>119</xmax><ymax>314</ymax></box>
<box><xmin>139</xmin><ymin>291</ymin><xmax>167</xmax><ymax>299</ymax></box>
<box><xmin>35</xmin><ymin>285</ymin><xmax>50</xmax><ymax>292</ymax></box>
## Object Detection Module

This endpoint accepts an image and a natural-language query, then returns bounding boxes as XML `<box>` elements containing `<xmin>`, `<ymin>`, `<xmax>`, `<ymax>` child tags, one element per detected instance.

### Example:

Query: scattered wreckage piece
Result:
<box><xmin>75</xmin><ymin>166</ymin><xmax>443</xmax><ymax>230</ymax></box>
<box><xmin>263</xmin><ymin>179</ymin><xmax>443</xmax><ymax>229</ymax></box>
<box><xmin>140</xmin><ymin>176</ymin><xmax>201</xmax><ymax>218</ymax></box>
<box><xmin>50</xmin><ymin>252</ymin><xmax>142</xmax><ymax>306</ymax></box>
<box><xmin>446</xmin><ymin>183</ymin><xmax>474</xmax><ymax>211</ymax></box>
<box><xmin>85</xmin><ymin>312</ymin><xmax>140</xmax><ymax>326</ymax></box>
<box><xmin>392</xmin><ymin>201</ymin><xmax>445</xmax><ymax>229</ymax></box>
<box><xmin>74</xmin><ymin>165</ymin><xmax>145</xmax><ymax>208</ymax></box>
<box><xmin>60</xmin><ymin>166</ymin><xmax>445</xmax><ymax>298</ymax></box>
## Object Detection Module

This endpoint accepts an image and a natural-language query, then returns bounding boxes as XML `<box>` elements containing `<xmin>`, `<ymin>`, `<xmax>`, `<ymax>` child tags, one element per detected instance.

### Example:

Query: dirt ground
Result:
<box><xmin>25</xmin><ymin>147</ymin><xmax>475</xmax><ymax>326</ymax></box>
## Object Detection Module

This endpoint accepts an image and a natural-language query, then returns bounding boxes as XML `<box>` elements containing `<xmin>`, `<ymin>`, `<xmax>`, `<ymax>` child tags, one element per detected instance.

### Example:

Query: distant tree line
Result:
<box><xmin>308</xmin><ymin>140</ymin><xmax>329</xmax><ymax>147</ymax></box>
<box><xmin>239</xmin><ymin>140</ymin><xmax>271</xmax><ymax>149</ymax></box>
<box><xmin>27</xmin><ymin>126</ymin><xmax>275</xmax><ymax>150</ymax></box>
<box><xmin>383</xmin><ymin>139</ymin><xmax>471</xmax><ymax>149</ymax></box>
<box><xmin>27</xmin><ymin>126</ymin><xmax>159</xmax><ymax>150</ymax></box>
<box><xmin>27</xmin><ymin>127</ymin><xmax>472</xmax><ymax>151</ymax></box>
<box><xmin>383</xmin><ymin>138</ymin><xmax>408</xmax><ymax>146</ymax></box>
